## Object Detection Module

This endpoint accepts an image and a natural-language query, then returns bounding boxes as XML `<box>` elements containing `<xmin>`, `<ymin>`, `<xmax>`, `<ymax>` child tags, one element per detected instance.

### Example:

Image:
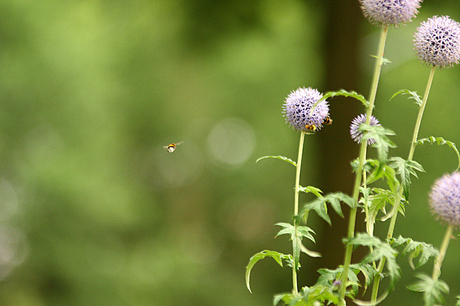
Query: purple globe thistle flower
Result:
<box><xmin>282</xmin><ymin>87</ymin><xmax>329</xmax><ymax>132</ymax></box>
<box><xmin>350</xmin><ymin>114</ymin><xmax>381</xmax><ymax>145</ymax></box>
<box><xmin>429</xmin><ymin>172</ymin><xmax>460</xmax><ymax>227</ymax></box>
<box><xmin>359</xmin><ymin>0</ymin><xmax>422</xmax><ymax>27</ymax></box>
<box><xmin>414</xmin><ymin>16</ymin><xmax>460</xmax><ymax>68</ymax></box>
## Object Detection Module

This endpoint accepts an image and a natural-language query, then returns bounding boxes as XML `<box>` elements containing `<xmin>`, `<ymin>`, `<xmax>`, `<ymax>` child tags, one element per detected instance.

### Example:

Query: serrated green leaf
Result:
<box><xmin>300</xmin><ymin>284</ymin><xmax>340</xmax><ymax>306</ymax></box>
<box><xmin>346</xmin><ymin>233</ymin><xmax>400</xmax><ymax>291</ymax></box>
<box><xmin>366</xmin><ymin>188</ymin><xmax>405</xmax><ymax>224</ymax></box>
<box><xmin>256</xmin><ymin>155</ymin><xmax>297</xmax><ymax>167</ymax></box>
<box><xmin>390</xmin><ymin>236</ymin><xmax>438</xmax><ymax>269</ymax></box>
<box><xmin>416</xmin><ymin>137</ymin><xmax>460</xmax><ymax>171</ymax></box>
<box><xmin>298</xmin><ymin>186</ymin><xmax>323</xmax><ymax>198</ymax></box>
<box><xmin>275</xmin><ymin>222</ymin><xmax>295</xmax><ymax>238</ymax></box>
<box><xmin>359</xmin><ymin>124</ymin><xmax>396</xmax><ymax>162</ymax></box>
<box><xmin>275</xmin><ymin>223</ymin><xmax>316</xmax><ymax>268</ymax></box>
<box><xmin>245</xmin><ymin>250</ymin><xmax>291</xmax><ymax>293</ymax></box>
<box><xmin>345</xmin><ymin>233</ymin><xmax>382</xmax><ymax>248</ymax></box>
<box><xmin>390</xmin><ymin>89</ymin><xmax>423</xmax><ymax>106</ymax></box>
<box><xmin>301</xmin><ymin>197</ymin><xmax>331</xmax><ymax>225</ymax></box>
<box><xmin>275</xmin><ymin>223</ymin><xmax>316</xmax><ymax>243</ymax></box>
<box><xmin>297</xmin><ymin>226</ymin><xmax>316</xmax><ymax>243</ymax></box>
<box><xmin>310</xmin><ymin>89</ymin><xmax>369</xmax><ymax>115</ymax></box>
<box><xmin>274</xmin><ymin>293</ymin><xmax>293</xmax><ymax>306</ymax></box>
<box><xmin>365</xmin><ymin>159</ymin><xmax>399</xmax><ymax>192</ymax></box>
<box><xmin>299</xmin><ymin>192</ymin><xmax>356</xmax><ymax>226</ymax></box>
<box><xmin>388</xmin><ymin>157</ymin><xmax>425</xmax><ymax>200</ymax></box>
<box><xmin>292</xmin><ymin>234</ymin><xmax>301</xmax><ymax>271</ymax></box>
<box><xmin>407</xmin><ymin>273</ymin><xmax>449</xmax><ymax>306</ymax></box>
<box><xmin>351</xmin><ymin>263</ymin><xmax>379</xmax><ymax>292</ymax></box>
<box><xmin>317</xmin><ymin>265</ymin><xmax>362</xmax><ymax>298</ymax></box>
<box><xmin>273</xmin><ymin>292</ymin><xmax>307</xmax><ymax>306</ymax></box>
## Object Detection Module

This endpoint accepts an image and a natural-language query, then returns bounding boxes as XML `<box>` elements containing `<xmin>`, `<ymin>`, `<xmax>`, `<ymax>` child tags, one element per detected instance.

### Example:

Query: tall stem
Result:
<box><xmin>432</xmin><ymin>224</ymin><xmax>453</xmax><ymax>281</ymax></box>
<box><xmin>371</xmin><ymin>66</ymin><xmax>437</xmax><ymax>304</ymax></box>
<box><xmin>408</xmin><ymin>66</ymin><xmax>436</xmax><ymax>160</ymax></box>
<box><xmin>390</xmin><ymin>67</ymin><xmax>436</xmax><ymax>236</ymax></box>
<box><xmin>338</xmin><ymin>26</ymin><xmax>388</xmax><ymax>305</ymax></box>
<box><xmin>294</xmin><ymin>132</ymin><xmax>306</xmax><ymax>217</ymax></box>
<box><xmin>292</xmin><ymin>131</ymin><xmax>306</xmax><ymax>294</ymax></box>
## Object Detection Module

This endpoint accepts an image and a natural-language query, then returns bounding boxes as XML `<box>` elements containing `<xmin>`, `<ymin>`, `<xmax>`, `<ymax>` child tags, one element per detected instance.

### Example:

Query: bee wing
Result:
<box><xmin>175</xmin><ymin>141</ymin><xmax>184</xmax><ymax>146</ymax></box>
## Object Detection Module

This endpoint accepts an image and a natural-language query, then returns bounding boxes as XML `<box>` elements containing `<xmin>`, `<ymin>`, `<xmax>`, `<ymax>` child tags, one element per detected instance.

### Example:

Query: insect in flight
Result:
<box><xmin>163</xmin><ymin>141</ymin><xmax>184</xmax><ymax>153</ymax></box>
<box><xmin>305</xmin><ymin>124</ymin><xmax>317</xmax><ymax>132</ymax></box>
<box><xmin>323</xmin><ymin>116</ymin><xmax>333</xmax><ymax>125</ymax></box>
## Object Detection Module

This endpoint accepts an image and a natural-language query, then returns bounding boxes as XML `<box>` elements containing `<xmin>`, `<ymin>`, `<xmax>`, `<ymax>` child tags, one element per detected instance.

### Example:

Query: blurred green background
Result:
<box><xmin>1</xmin><ymin>0</ymin><xmax>460</xmax><ymax>305</ymax></box>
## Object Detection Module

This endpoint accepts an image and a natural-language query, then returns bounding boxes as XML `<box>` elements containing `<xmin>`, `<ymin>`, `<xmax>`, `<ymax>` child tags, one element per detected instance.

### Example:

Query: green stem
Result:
<box><xmin>292</xmin><ymin>131</ymin><xmax>306</xmax><ymax>294</ymax></box>
<box><xmin>432</xmin><ymin>224</ymin><xmax>453</xmax><ymax>281</ymax></box>
<box><xmin>408</xmin><ymin>66</ymin><xmax>436</xmax><ymax>160</ymax></box>
<box><xmin>294</xmin><ymin>132</ymin><xmax>306</xmax><ymax>217</ymax></box>
<box><xmin>370</xmin><ymin>66</ymin><xmax>437</xmax><ymax>304</ymax></box>
<box><xmin>338</xmin><ymin>26</ymin><xmax>389</xmax><ymax>305</ymax></box>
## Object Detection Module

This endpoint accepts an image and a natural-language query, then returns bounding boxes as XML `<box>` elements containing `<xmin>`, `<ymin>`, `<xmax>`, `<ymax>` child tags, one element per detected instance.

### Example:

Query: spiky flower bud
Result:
<box><xmin>350</xmin><ymin>114</ymin><xmax>381</xmax><ymax>145</ymax></box>
<box><xmin>429</xmin><ymin>172</ymin><xmax>460</xmax><ymax>227</ymax></box>
<box><xmin>282</xmin><ymin>87</ymin><xmax>329</xmax><ymax>132</ymax></box>
<box><xmin>414</xmin><ymin>16</ymin><xmax>460</xmax><ymax>68</ymax></box>
<box><xmin>359</xmin><ymin>0</ymin><xmax>422</xmax><ymax>27</ymax></box>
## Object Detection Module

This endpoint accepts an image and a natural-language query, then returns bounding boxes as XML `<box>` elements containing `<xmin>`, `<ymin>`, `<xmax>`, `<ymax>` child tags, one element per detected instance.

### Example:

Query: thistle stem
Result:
<box><xmin>294</xmin><ymin>132</ymin><xmax>306</xmax><ymax>217</ymax></box>
<box><xmin>387</xmin><ymin>66</ymin><xmax>436</xmax><ymax>239</ymax></box>
<box><xmin>370</xmin><ymin>66</ymin><xmax>437</xmax><ymax>304</ymax></box>
<box><xmin>432</xmin><ymin>224</ymin><xmax>453</xmax><ymax>281</ymax></box>
<box><xmin>338</xmin><ymin>26</ymin><xmax>388</xmax><ymax>305</ymax></box>
<box><xmin>292</xmin><ymin>131</ymin><xmax>306</xmax><ymax>294</ymax></box>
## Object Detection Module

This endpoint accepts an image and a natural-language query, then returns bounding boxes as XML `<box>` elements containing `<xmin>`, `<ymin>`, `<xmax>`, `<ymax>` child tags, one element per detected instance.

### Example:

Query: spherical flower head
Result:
<box><xmin>429</xmin><ymin>172</ymin><xmax>460</xmax><ymax>228</ymax></box>
<box><xmin>360</xmin><ymin>0</ymin><xmax>422</xmax><ymax>27</ymax></box>
<box><xmin>282</xmin><ymin>87</ymin><xmax>329</xmax><ymax>132</ymax></box>
<box><xmin>350</xmin><ymin>114</ymin><xmax>381</xmax><ymax>145</ymax></box>
<box><xmin>414</xmin><ymin>16</ymin><xmax>460</xmax><ymax>68</ymax></box>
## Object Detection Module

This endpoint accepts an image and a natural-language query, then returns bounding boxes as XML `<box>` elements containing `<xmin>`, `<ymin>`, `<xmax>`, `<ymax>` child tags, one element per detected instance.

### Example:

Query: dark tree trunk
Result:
<box><xmin>304</xmin><ymin>0</ymin><xmax>366</xmax><ymax>294</ymax></box>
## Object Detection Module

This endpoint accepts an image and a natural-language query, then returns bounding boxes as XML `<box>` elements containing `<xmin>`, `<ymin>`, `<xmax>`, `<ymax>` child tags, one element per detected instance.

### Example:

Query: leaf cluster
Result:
<box><xmin>345</xmin><ymin>233</ymin><xmax>400</xmax><ymax>291</ymax></box>
<box><xmin>391</xmin><ymin>236</ymin><xmax>439</xmax><ymax>270</ymax></box>
<box><xmin>407</xmin><ymin>274</ymin><xmax>449</xmax><ymax>306</ymax></box>
<box><xmin>299</xmin><ymin>192</ymin><xmax>356</xmax><ymax>225</ymax></box>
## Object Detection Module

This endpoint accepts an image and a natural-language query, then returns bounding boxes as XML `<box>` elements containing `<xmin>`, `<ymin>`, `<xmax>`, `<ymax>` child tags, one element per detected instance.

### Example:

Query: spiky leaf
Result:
<box><xmin>346</xmin><ymin>233</ymin><xmax>400</xmax><ymax>291</ymax></box>
<box><xmin>245</xmin><ymin>250</ymin><xmax>292</xmax><ymax>293</ymax></box>
<box><xmin>311</xmin><ymin>89</ymin><xmax>369</xmax><ymax>115</ymax></box>
<box><xmin>365</xmin><ymin>159</ymin><xmax>399</xmax><ymax>193</ymax></box>
<box><xmin>300</xmin><ymin>284</ymin><xmax>340</xmax><ymax>306</ymax></box>
<box><xmin>299</xmin><ymin>192</ymin><xmax>356</xmax><ymax>225</ymax></box>
<box><xmin>317</xmin><ymin>265</ymin><xmax>364</xmax><ymax>298</ymax></box>
<box><xmin>298</xmin><ymin>186</ymin><xmax>323</xmax><ymax>198</ymax></box>
<box><xmin>391</xmin><ymin>236</ymin><xmax>438</xmax><ymax>269</ymax></box>
<box><xmin>275</xmin><ymin>223</ymin><xmax>316</xmax><ymax>268</ymax></box>
<box><xmin>256</xmin><ymin>155</ymin><xmax>297</xmax><ymax>167</ymax></box>
<box><xmin>366</xmin><ymin>188</ymin><xmax>406</xmax><ymax>224</ymax></box>
<box><xmin>359</xmin><ymin>124</ymin><xmax>396</xmax><ymax>162</ymax></box>
<box><xmin>407</xmin><ymin>273</ymin><xmax>449</xmax><ymax>306</ymax></box>
<box><xmin>416</xmin><ymin>136</ymin><xmax>460</xmax><ymax>171</ymax></box>
<box><xmin>390</xmin><ymin>89</ymin><xmax>423</xmax><ymax>106</ymax></box>
<box><xmin>388</xmin><ymin>157</ymin><xmax>425</xmax><ymax>200</ymax></box>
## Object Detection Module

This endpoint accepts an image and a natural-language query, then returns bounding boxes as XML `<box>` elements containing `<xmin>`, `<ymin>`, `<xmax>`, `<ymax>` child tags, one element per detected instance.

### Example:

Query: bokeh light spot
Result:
<box><xmin>207</xmin><ymin>118</ymin><xmax>256</xmax><ymax>168</ymax></box>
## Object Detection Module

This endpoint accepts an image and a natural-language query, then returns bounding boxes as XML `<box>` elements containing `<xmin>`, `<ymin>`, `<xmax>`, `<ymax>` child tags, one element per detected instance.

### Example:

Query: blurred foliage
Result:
<box><xmin>0</xmin><ymin>0</ymin><xmax>460</xmax><ymax>305</ymax></box>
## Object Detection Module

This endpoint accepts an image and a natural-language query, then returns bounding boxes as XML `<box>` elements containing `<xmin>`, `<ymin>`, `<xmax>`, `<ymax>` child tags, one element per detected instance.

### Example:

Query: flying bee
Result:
<box><xmin>323</xmin><ymin>116</ymin><xmax>333</xmax><ymax>125</ymax></box>
<box><xmin>163</xmin><ymin>141</ymin><xmax>184</xmax><ymax>153</ymax></box>
<box><xmin>305</xmin><ymin>124</ymin><xmax>317</xmax><ymax>132</ymax></box>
